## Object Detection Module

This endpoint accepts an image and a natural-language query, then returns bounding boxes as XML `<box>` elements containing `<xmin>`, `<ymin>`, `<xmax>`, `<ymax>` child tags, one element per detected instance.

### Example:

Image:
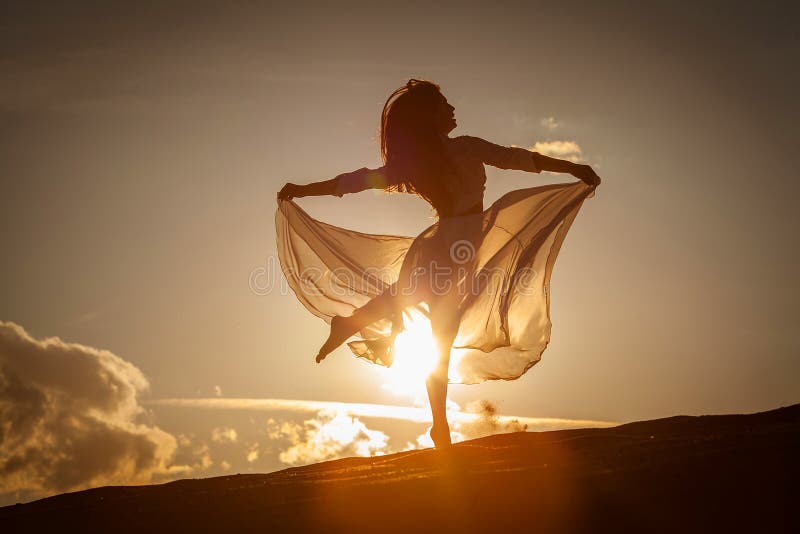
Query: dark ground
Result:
<box><xmin>2</xmin><ymin>404</ymin><xmax>798</xmax><ymax>533</ymax></box>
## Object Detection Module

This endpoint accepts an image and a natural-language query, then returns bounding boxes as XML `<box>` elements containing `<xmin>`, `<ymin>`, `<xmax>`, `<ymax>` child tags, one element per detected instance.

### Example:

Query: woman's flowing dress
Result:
<box><xmin>275</xmin><ymin>136</ymin><xmax>595</xmax><ymax>384</ymax></box>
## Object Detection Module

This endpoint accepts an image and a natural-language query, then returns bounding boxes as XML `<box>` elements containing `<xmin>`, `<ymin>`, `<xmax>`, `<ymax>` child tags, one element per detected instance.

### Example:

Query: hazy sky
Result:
<box><xmin>1</xmin><ymin>1</ymin><xmax>798</xmax><ymax>503</ymax></box>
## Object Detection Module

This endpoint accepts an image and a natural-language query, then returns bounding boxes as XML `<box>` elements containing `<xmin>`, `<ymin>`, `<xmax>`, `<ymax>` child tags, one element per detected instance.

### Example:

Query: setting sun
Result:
<box><xmin>382</xmin><ymin>310</ymin><xmax>439</xmax><ymax>397</ymax></box>
<box><xmin>379</xmin><ymin>309</ymin><xmax>470</xmax><ymax>398</ymax></box>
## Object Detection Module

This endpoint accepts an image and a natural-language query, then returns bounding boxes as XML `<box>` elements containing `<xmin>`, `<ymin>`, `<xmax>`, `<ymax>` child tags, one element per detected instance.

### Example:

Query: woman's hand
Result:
<box><xmin>277</xmin><ymin>182</ymin><xmax>304</xmax><ymax>200</ymax></box>
<box><xmin>571</xmin><ymin>164</ymin><xmax>602</xmax><ymax>186</ymax></box>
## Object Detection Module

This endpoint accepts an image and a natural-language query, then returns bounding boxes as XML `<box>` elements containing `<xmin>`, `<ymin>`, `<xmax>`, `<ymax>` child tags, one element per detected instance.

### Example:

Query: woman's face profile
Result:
<box><xmin>432</xmin><ymin>92</ymin><xmax>457</xmax><ymax>135</ymax></box>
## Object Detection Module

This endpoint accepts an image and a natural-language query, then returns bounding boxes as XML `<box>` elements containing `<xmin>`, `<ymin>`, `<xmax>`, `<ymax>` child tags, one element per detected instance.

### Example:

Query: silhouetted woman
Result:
<box><xmin>277</xmin><ymin>79</ymin><xmax>600</xmax><ymax>447</ymax></box>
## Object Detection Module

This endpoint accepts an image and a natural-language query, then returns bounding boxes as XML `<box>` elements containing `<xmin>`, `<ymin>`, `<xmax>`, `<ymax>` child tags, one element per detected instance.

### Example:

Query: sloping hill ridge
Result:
<box><xmin>2</xmin><ymin>404</ymin><xmax>798</xmax><ymax>533</ymax></box>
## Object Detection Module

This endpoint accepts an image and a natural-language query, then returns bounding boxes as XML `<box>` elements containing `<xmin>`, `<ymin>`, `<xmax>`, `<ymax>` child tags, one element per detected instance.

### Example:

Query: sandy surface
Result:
<box><xmin>2</xmin><ymin>404</ymin><xmax>797</xmax><ymax>533</ymax></box>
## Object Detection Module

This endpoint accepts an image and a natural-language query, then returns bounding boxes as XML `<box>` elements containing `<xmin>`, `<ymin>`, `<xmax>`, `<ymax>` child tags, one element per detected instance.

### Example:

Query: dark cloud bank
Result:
<box><xmin>0</xmin><ymin>321</ymin><xmax>197</xmax><ymax>502</ymax></box>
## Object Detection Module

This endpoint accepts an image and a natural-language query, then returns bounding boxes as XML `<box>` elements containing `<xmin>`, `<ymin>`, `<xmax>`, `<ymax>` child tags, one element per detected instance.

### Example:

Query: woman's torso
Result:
<box><xmin>440</xmin><ymin>136</ymin><xmax>489</xmax><ymax>218</ymax></box>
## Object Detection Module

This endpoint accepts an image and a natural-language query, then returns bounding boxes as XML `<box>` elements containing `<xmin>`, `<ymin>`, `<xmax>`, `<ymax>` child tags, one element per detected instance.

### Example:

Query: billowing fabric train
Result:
<box><xmin>276</xmin><ymin>180</ymin><xmax>594</xmax><ymax>384</ymax></box>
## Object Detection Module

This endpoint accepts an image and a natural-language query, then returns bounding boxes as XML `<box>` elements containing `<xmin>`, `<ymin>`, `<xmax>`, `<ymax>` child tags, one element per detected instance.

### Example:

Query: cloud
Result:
<box><xmin>540</xmin><ymin>116</ymin><xmax>561</xmax><ymax>130</ymax></box>
<box><xmin>162</xmin><ymin>435</ymin><xmax>212</xmax><ymax>478</ymax></box>
<box><xmin>147</xmin><ymin>397</ymin><xmax>615</xmax><ymax>474</ymax></box>
<box><xmin>211</xmin><ymin>427</ymin><xmax>238</xmax><ymax>443</ymax></box>
<box><xmin>152</xmin><ymin>397</ymin><xmax>433</xmax><ymax>422</ymax></box>
<box><xmin>452</xmin><ymin>400</ymin><xmax>528</xmax><ymax>441</ymax></box>
<box><xmin>267</xmin><ymin>418</ymin><xmax>302</xmax><ymax>442</ymax></box>
<box><xmin>269</xmin><ymin>409</ymin><xmax>390</xmax><ymax>465</ymax></box>
<box><xmin>245</xmin><ymin>442</ymin><xmax>260</xmax><ymax>463</ymax></box>
<box><xmin>152</xmin><ymin>397</ymin><xmax>616</xmax><ymax>431</ymax></box>
<box><xmin>0</xmin><ymin>321</ymin><xmax>200</xmax><ymax>500</ymax></box>
<box><xmin>531</xmin><ymin>140</ymin><xmax>583</xmax><ymax>162</ymax></box>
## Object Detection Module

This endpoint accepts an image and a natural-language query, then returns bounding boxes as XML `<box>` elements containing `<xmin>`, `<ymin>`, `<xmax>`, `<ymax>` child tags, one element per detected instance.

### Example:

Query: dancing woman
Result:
<box><xmin>277</xmin><ymin>79</ymin><xmax>600</xmax><ymax>447</ymax></box>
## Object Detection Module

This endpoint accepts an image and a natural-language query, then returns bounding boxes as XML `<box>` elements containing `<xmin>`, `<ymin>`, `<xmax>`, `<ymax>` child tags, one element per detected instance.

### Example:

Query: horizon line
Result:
<box><xmin>147</xmin><ymin>397</ymin><xmax>618</xmax><ymax>430</ymax></box>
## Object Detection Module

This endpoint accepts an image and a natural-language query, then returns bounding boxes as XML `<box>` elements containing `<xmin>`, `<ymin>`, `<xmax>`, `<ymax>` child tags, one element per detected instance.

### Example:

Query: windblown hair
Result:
<box><xmin>380</xmin><ymin>79</ymin><xmax>457</xmax><ymax>217</ymax></box>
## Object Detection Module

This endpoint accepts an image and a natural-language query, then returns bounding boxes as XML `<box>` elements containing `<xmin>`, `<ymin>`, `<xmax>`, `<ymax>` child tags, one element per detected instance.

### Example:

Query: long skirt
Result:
<box><xmin>275</xmin><ymin>181</ymin><xmax>595</xmax><ymax>384</ymax></box>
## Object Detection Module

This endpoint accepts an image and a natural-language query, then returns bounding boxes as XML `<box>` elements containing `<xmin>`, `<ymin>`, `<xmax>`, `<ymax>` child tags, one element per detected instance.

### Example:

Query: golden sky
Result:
<box><xmin>1</xmin><ymin>1</ymin><xmax>797</xmax><ymax>504</ymax></box>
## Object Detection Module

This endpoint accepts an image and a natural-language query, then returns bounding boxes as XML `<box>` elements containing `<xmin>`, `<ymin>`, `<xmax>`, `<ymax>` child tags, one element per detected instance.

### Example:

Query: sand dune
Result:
<box><xmin>2</xmin><ymin>404</ymin><xmax>797</xmax><ymax>533</ymax></box>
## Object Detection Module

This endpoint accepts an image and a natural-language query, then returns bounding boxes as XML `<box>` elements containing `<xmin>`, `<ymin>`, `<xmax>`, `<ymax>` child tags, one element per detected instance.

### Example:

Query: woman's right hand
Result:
<box><xmin>571</xmin><ymin>164</ymin><xmax>602</xmax><ymax>187</ymax></box>
<box><xmin>277</xmin><ymin>182</ymin><xmax>303</xmax><ymax>200</ymax></box>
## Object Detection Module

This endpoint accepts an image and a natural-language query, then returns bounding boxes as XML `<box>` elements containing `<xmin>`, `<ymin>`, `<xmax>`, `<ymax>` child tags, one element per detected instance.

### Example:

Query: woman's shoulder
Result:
<box><xmin>448</xmin><ymin>134</ymin><xmax>482</xmax><ymax>146</ymax></box>
<box><xmin>446</xmin><ymin>135</ymin><xmax>487</xmax><ymax>155</ymax></box>
<box><xmin>447</xmin><ymin>135</ymin><xmax>504</xmax><ymax>163</ymax></box>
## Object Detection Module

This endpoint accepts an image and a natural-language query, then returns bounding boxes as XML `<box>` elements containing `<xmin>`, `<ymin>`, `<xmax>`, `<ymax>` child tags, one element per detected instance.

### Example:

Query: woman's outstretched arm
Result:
<box><xmin>464</xmin><ymin>136</ymin><xmax>601</xmax><ymax>186</ymax></box>
<box><xmin>277</xmin><ymin>175</ymin><xmax>342</xmax><ymax>200</ymax></box>
<box><xmin>534</xmin><ymin>153</ymin><xmax>602</xmax><ymax>186</ymax></box>
<box><xmin>277</xmin><ymin>166</ymin><xmax>398</xmax><ymax>200</ymax></box>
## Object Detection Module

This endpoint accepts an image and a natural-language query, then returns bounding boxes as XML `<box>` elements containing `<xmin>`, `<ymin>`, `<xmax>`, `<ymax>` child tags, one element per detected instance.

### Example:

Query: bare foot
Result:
<box><xmin>430</xmin><ymin>424</ymin><xmax>452</xmax><ymax>448</ymax></box>
<box><xmin>315</xmin><ymin>315</ymin><xmax>355</xmax><ymax>363</ymax></box>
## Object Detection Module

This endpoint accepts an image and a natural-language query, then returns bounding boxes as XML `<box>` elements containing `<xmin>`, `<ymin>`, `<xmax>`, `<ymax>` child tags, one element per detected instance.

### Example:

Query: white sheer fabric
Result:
<box><xmin>276</xmin><ymin>181</ymin><xmax>595</xmax><ymax>384</ymax></box>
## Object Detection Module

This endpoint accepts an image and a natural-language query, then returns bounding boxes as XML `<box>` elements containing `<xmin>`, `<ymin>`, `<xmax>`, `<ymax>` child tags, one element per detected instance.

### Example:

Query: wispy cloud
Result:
<box><xmin>149</xmin><ymin>397</ymin><xmax>616</xmax><ymax>431</ymax></box>
<box><xmin>245</xmin><ymin>443</ymin><xmax>259</xmax><ymax>463</ymax></box>
<box><xmin>453</xmin><ymin>399</ymin><xmax>530</xmax><ymax>441</ymax></box>
<box><xmin>210</xmin><ymin>427</ymin><xmax>238</xmax><ymax>443</ymax></box>
<box><xmin>540</xmin><ymin>116</ymin><xmax>561</xmax><ymax>130</ymax></box>
<box><xmin>531</xmin><ymin>140</ymin><xmax>583</xmax><ymax>163</ymax></box>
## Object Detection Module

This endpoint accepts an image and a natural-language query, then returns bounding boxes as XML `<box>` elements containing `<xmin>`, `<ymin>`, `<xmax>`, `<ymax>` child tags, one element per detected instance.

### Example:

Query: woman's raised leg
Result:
<box><xmin>316</xmin><ymin>285</ymin><xmax>398</xmax><ymax>362</ymax></box>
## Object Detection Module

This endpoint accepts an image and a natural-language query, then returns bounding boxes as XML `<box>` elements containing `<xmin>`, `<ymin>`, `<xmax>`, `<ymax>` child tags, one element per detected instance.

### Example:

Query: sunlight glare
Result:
<box><xmin>383</xmin><ymin>310</ymin><xmax>438</xmax><ymax>397</ymax></box>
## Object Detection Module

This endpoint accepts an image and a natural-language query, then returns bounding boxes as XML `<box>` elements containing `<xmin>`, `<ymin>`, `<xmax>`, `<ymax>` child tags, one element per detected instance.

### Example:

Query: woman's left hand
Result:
<box><xmin>277</xmin><ymin>182</ymin><xmax>303</xmax><ymax>200</ymax></box>
<box><xmin>571</xmin><ymin>164</ymin><xmax>602</xmax><ymax>186</ymax></box>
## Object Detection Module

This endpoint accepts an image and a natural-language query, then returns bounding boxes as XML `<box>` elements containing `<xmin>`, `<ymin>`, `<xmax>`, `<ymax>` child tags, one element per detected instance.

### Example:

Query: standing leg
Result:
<box><xmin>426</xmin><ymin>293</ymin><xmax>461</xmax><ymax>448</ymax></box>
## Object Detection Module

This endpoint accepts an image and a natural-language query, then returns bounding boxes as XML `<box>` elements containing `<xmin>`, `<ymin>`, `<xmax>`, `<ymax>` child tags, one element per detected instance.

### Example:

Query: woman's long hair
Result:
<box><xmin>380</xmin><ymin>79</ymin><xmax>457</xmax><ymax>217</ymax></box>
